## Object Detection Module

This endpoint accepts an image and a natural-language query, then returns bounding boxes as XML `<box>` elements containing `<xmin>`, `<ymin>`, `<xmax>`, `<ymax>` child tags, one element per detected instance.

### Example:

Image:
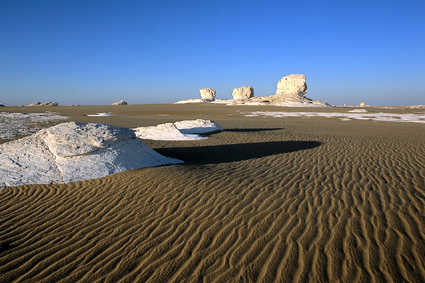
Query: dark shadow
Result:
<box><xmin>224</xmin><ymin>128</ymin><xmax>284</xmax><ymax>133</ymax></box>
<box><xmin>155</xmin><ymin>141</ymin><xmax>321</xmax><ymax>165</ymax></box>
<box><xmin>0</xmin><ymin>243</ymin><xmax>17</xmax><ymax>254</ymax></box>
<box><xmin>183</xmin><ymin>128</ymin><xmax>284</xmax><ymax>138</ymax></box>
<box><xmin>179</xmin><ymin>129</ymin><xmax>224</xmax><ymax>137</ymax></box>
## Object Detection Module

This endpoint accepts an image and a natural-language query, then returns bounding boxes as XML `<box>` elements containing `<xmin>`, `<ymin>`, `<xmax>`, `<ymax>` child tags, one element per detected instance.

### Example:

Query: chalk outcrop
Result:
<box><xmin>175</xmin><ymin>74</ymin><xmax>330</xmax><ymax>106</ymax></box>
<box><xmin>28</xmin><ymin>101</ymin><xmax>59</xmax><ymax>106</ymax></box>
<box><xmin>275</xmin><ymin>74</ymin><xmax>307</xmax><ymax>98</ymax></box>
<box><xmin>111</xmin><ymin>100</ymin><xmax>127</xmax><ymax>105</ymax></box>
<box><xmin>250</xmin><ymin>74</ymin><xmax>329</xmax><ymax>106</ymax></box>
<box><xmin>173</xmin><ymin>119</ymin><xmax>223</xmax><ymax>134</ymax></box>
<box><xmin>0</xmin><ymin>112</ymin><xmax>67</xmax><ymax>140</ymax></box>
<box><xmin>133</xmin><ymin>119</ymin><xmax>223</xmax><ymax>141</ymax></box>
<box><xmin>232</xmin><ymin>86</ymin><xmax>254</xmax><ymax>101</ymax></box>
<box><xmin>0</xmin><ymin>122</ymin><xmax>182</xmax><ymax>187</ymax></box>
<box><xmin>199</xmin><ymin>88</ymin><xmax>216</xmax><ymax>101</ymax></box>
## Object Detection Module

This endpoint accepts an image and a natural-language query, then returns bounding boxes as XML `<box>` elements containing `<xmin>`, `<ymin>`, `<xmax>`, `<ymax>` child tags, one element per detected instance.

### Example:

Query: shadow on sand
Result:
<box><xmin>223</xmin><ymin>128</ymin><xmax>284</xmax><ymax>133</ymax></box>
<box><xmin>155</xmin><ymin>140</ymin><xmax>321</xmax><ymax>165</ymax></box>
<box><xmin>0</xmin><ymin>243</ymin><xmax>17</xmax><ymax>254</ymax></box>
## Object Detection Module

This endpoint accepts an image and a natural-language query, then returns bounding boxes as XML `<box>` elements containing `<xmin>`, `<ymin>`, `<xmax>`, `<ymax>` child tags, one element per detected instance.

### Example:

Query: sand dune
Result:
<box><xmin>1</xmin><ymin>104</ymin><xmax>425</xmax><ymax>282</ymax></box>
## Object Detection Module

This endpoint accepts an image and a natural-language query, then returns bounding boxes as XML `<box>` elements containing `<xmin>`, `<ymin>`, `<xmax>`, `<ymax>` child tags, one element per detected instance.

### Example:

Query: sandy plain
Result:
<box><xmin>1</xmin><ymin>103</ymin><xmax>425</xmax><ymax>282</ymax></box>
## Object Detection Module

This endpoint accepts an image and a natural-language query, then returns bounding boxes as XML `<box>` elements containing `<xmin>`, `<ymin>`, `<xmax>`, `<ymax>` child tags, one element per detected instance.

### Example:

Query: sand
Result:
<box><xmin>1</xmin><ymin>104</ymin><xmax>425</xmax><ymax>282</ymax></box>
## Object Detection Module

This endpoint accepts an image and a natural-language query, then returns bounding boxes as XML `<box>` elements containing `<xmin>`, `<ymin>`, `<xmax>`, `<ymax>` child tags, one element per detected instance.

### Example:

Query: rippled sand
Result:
<box><xmin>1</xmin><ymin>104</ymin><xmax>425</xmax><ymax>282</ymax></box>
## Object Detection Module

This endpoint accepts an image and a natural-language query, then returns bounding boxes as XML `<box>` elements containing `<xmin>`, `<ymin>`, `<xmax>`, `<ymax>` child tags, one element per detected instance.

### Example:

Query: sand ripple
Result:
<box><xmin>1</xmin><ymin>119</ymin><xmax>425</xmax><ymax>282</ymax></box>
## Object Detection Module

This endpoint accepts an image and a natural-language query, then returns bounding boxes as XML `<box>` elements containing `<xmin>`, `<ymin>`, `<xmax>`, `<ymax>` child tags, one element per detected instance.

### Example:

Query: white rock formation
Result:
<box><xmin>232</xmin><ymin>86</ymin><xmax>254</xmax><ymax>100</ymax></box>
<box><xmin>246</xmin><ymin>111</ymin><xmax>425</xmax><ymax>123</ymax></box>
<box><xmin>199</xmin><ymin>88</ymin><xmax>216</xmax><ymax>101</ymax></box>
<box><xmin>28</xmin><ymin>101</ymin><xmax>59</xmax><ymax>106</ymax></box>
<box><xmin>174</xmin><ymin>99</ymin><xmax>228</xmax><ymax>104</ymax></box>
<box><xmin>174</xmin><ymin>119</ymin><xmax>223</xmax><ymax>134</ymax></box>
<box><xmin>0</xmin><ymin>122</ymin><xmax>182</xmax><ymax>187</ymax></box>
<box><xmin>134</xmin><ymin>123</ymin><xmax>202</xmax><ymax>141</ymax></box>
<box><xmin>43</xmin><ymin>102</ymin><xmax>58</xmax><ymax>106</ymax></box>
<box><xmin>174</xmin><ymin>99</ymin><xmax>205</xmax><ymax>104</ymax></box>
<box><xmin>133</xmin><ymin>119</ymin><xmax>223</xmax><ymax>140</ymax></box>
<box><xmin>87</xmin><ymin>113</ymin><xmax>115</xmax><ymax>117</ymax></box>
<box><xmin>275</xmin><ymin>74</ymin><xmax>307</xmax><ymax>97</ymax></box>
<box><xmin>0</xmin><ymin>112</ymin><xmax>68</xmax><ymax>140</ymax></box>
<box><xmin>111</xmin><ymin>100</ymin><xmax>127</xmax><ymax>105</ymax></box>
<box><xmin>175</xmin><ymin>74</ymin><xmax>330</xmax><ymax>106</ymax></box>
<box><xmin>360</xmin><ymin>102</ymin><xmax>366</xmax><ymax>107</ymax></box>
<box><xmin>247</xmin><ymin>74</ymin><xmax>329</xmax><ymax>106</ymax></box>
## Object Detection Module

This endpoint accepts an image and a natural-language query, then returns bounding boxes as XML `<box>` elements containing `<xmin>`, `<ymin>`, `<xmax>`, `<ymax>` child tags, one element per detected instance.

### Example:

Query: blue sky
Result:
<box><xmin>1</xmin><ymin>0</ymin><xmax>424</xmax><ymax>106</ymax></box>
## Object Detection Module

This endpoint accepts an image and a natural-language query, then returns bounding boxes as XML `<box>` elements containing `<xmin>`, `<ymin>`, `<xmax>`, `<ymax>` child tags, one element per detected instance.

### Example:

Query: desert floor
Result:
<box><xmin>1</xmin><ymin>104</ymin><xmax>425</xmax><ymax>282</ymax></box>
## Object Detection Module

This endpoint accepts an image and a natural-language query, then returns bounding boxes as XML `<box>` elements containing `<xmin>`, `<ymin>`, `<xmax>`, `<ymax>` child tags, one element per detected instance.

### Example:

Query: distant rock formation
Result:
<box><xmin>232</xmin><ymin>86</ymin><xmax>254</xmax><ymax>100</ymax></box>
<box><xmin>28</xmin><ymin>101</ymin><xmax>59</xmax><ymax>106</ymax></box>
<box><xmin>199</xmin><ymin>88</ymin><xmax>216</xmax><ymax>101</ymax></box>
<box><xmin>175</xmin><ymin>74</ymin><xmax>330</xmax><ymax>106</ymax></box>
<box><xmin>111</xmin><ymin>100</ymin><xmax>127</xmax><ymax>105</ymax></box>
<box><xmin>44</xmin><ymin>102</ymin><xmax>58</xmax><ymax>106</ymax></box>
<box><xmin>360</xmin><ymin>102</ymin><xmax>367</xmax><ymax>107</ymax></box>
<box><xmin>275</xmin><ymin>74</ymin><xmax>307</xmax><ymax>98</ymax></box>
<box><xmin>0</xmin><ymin>122</ymin><xmax>182</xmax><ymax>187</ymax></box>
<box><xmin>0</xmin><ymin>103</ymin><xmax>4</xmax><ymax>107</ymax></box>
<box><xmin>246</xmin><ymin>74</ymin><xmax>329</xmax><ymax>106</ymax></box>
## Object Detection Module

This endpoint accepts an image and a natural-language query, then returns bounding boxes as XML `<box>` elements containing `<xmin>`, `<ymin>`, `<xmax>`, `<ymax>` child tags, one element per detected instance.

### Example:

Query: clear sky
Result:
<box><xmin>1</xmin><ymin>0</ymin><xmax>424</xmax><ymax>106</ymax></box>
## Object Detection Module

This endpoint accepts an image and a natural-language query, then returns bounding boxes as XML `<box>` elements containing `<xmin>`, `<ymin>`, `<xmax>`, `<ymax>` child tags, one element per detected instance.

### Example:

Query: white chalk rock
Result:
<box><xmin>276</xmin><ymin>74</ymin><xmax>307</xmax><ymax>97</ymax></box>
<box><xmin>87</xmin><ymin>113</ymin><xmax>115</xmax><ymax>117</ymax></box>
<box><xmin>28</xmin><ymin>101</ymin><xmax>58</xmax><ymax>106</ymax></box>
<box><xmin>232</xmin><ymin>86</ymin><xmax>254</xmax><ymax>100</ymax></box>
<box><xmin>0</xmin><ymin>122</ymin><xmax>182</xmax><ymax>187</ymax></box>
<box><xmin>42</xmin><ymin>123</ymin><xmax>135</xmax><ymax>158</ymax></box>
<box><xmin>199</xmin><ymin>88</ymin><xmax>216</xmax><ymax>101</ymax></box>
<box><xmin>111</xmin><ymin>100</ymin><xmax>127</xmax><ymax>105</ymax></box>
<box><xmin>0</xmin><ymin>136</ymin><xmax>63</xmax><ymax>187</ymax></box>
<box><xmin>174</xmin><ymin>119</ymin><xmax>223</xmax><ymax>134</ymax></box>
<box><xmin>134</xmin><ymin>123</ymin><xmax>203</xmax><ymax>141</ymax></box>
<box><xmin>133</xmin><ymin>119</ymin><xmax>223</xmax><ymax>141</ymax></box>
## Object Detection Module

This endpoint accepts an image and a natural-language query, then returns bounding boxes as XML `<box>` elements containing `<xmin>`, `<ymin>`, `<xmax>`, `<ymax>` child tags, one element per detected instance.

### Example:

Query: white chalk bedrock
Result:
<box><xmin>0</xmin><ymin>122</ymin><xmax>182</xmax><ymax>188</ymax></box>
<box><xmin>0</xmin><ymin>112</ymin><xmax>67</xmax><ymax>139</ymax></box>
<box><xmin>133</xmin><ymin>119</ymin><xmax>223</xmax><ymax>140</ymax></box>
<box><xmin>246</xmin><ymin>111</ymin><xmax>425</xmax><ymax>123</ymax></box>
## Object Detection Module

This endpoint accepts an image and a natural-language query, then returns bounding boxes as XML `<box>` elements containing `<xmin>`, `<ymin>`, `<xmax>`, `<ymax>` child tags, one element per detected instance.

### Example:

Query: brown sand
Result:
<box><xmin>1</xmin><ymin>104</ymin><xmax>425</xmax><ymax>282</ymax></box>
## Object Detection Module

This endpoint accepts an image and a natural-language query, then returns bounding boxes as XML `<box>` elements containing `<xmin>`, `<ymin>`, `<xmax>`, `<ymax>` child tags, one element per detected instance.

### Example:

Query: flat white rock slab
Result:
<box><xmin>174</xmin><ymin>119</ymin><xmax>223</xmax><ymax>134</ymax></box>
<box><xmin>87</xmin><ymin>113</ymin><xmax>115</xmax><ymax>116</ymax></box>
<box><xmin>133</xmin><ymin>119</ymin><xmax>223</xmax><ymax>140</ymax></box>
<box><xmin>0</xmin><ymin>112</ymin><xmax>67</xmax><ymax>140</ymax></box>
<box><xmin>0</xmin><ymin>122</ymin><xmax>182</xmax><ymax>188</ymax></box>
<box><xmin>174</xmin><ymin>99</ymin><xmax>229</xmax><ymax>104</ymax></box>
<box><xmin>245</xmin><ymin>111</ymin><xmax>425</xmax><ymax>123</ymax></box>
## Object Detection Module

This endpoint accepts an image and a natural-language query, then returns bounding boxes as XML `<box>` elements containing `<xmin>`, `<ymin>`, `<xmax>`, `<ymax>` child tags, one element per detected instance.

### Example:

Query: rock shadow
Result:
<box><xmin>0</xmin><ymin>243</ymin><xmax>17</xmax><ymax>254</ymax></box>
<box><xmin>196</xmin><ymin>128</ymin><xmax>284</xmax><ymax>138</ymax></box>
<box><xmin>224</xmin><ymin>128</ymin><xmax>284</xmax><ymax>133</ymax></box>
<box><xmin>155</xmin><ymin>140</ymin><xmax>321</xmax><ymax>165</ymax></box>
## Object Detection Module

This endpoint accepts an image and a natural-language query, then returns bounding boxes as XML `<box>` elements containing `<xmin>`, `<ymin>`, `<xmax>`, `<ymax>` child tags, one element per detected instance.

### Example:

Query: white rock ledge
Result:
<box><xmin>133</xmin><ymin>119</ymin><xmax>223</xmax><ymax>140</ymax></box>
<box><xmin>0</xmin><ymin>122</ymin><xmax>182</xmax><ymax>188</ymax></box>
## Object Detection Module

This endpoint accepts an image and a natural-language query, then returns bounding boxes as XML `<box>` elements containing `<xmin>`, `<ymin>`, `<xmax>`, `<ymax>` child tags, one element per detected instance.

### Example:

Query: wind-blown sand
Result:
<box><xmin>1</xmin><ymin>104</ymin><xmax>425</xmax><ymax>282</ymax></box>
